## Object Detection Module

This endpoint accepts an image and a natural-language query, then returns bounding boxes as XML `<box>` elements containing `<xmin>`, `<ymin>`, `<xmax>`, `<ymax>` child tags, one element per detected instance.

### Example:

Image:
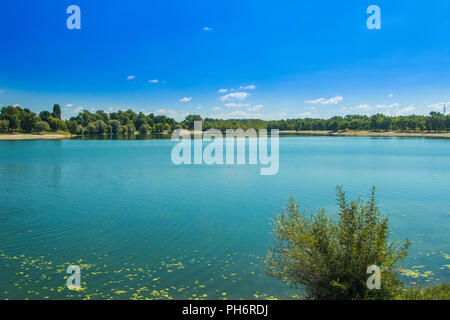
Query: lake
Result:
<box><xmin>0</xmin><ymin>136</ymin><xmax>449</xmax><ymax>300</ymax></box>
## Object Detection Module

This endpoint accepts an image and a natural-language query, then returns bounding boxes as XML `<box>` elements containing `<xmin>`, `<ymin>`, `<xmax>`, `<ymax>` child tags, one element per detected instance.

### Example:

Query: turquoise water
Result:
<box><xmin>0</xmin><ymin>136</ymin><xmax>449</xmax><ymax>300</ymax></box>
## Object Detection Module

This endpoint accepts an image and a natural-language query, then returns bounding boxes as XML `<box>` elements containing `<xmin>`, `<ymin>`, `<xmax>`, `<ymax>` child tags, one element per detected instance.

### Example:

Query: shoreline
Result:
<box><xmin>287</xmin><ymin>130</ymin><xmax>450</xmax><ymax>138</ymax></box>
<box><xmin>1</xmin><ymin>130</ymin><xmax>449</xmax><ymax>140</ymax></box>
<box><xmin>0</xmin><ymin>133</ymin><xmax>71</xmax><ymax>140</ymax></box>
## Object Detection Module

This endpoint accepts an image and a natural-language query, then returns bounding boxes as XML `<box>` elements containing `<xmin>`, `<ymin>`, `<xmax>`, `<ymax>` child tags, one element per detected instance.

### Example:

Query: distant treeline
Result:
<box><xmin>1</xmin><ymin>104</ymin><xmax>449</xmax><ymax>135</ymax></box>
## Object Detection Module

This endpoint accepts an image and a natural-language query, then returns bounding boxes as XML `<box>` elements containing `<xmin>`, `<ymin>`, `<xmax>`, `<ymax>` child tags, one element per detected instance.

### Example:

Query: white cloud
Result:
<box><xmin>240</xmin><ymin>85</ymin><xmax>256</xmax><ymax>90</ymax></box>
<box><xmin>225</xmin><ymin>102</ymin><xmax>250</xmax><ymax>108</ymax></box>
<box><xmin>355</xmin><ymin>104</ymin><xmax>372</xmax><ymax>111</ymax></box>
<box><xmin>154</xmin><ymin>108</ymin><xmax>189</xmax><ymax>122</ymax></box>
<box><xmin>65</xmin><ymin>104</ymin><xmax>73</xmax><ymax>107</ymax></box>
<box><xmin>296</xmin><ymin>112</ymin><xmax>313</xmax><ymax>118</ymax></box>
<box><xmin>206</xmin><ymin>110</ymin><xmax>287</xmax><ymax>121</ymax></box>
<box><xmin>203</xmin><ymin>27</ymin><xmax>214</xmax><ymax>31</ymax></box>
<box><xmin>218</xmin><ymin>88</ymin><xmax>228</xmax><ymax>93</ymax></box>
<box><xmin>126</xmin><ymin>75</ymin><xmax>136</xmax><ymax>80</ymax></box>
<box><xmin>196</xmin><ymin>106</ymin><xmax>203</xmax><ymax>110</ymax></box>
<box><xmin>179</xmin><ymin>97</ymin><xmax>192</xmax><ymax>102</ymax></box>
<box><xmin>377</xmin><ymin>103</ymin><xmax>400</xmax><ymax>109</ymax></box>
<box><xmin>388</xmin><ymin>93</ymin><xmax>394</xmax><ymax>98</ymax></box>
<box><xmin>353</xmin><ymin>103</ymin><xmax>400</xmax><ymax>112</ymax></box>
<box><xmin>392</xmin><ymin>106</ymin><xmax>415</xmax><ymax>116</ymax></box>
<box><xmin>208</xmin><ymin>110</ymin><xmax>257</xmax><ymax>119</ymax></box>
<box><xmin>12</xmin><ymin>104</ymin><xmax>20</xmax><ymax>107</ymax></box>
<box><xmin>148</xmin><ymin>79</ymin><xmax>159</xmax><ymax>83</ymax></box>
<box><xmin>73</xmin><ymin>106</ymin><xmax>83</xmax><ymax>114</ymax></box>
<box><xmin>305</xmin><ymin>96</ymin><xmax>343</xmax><ymax>105</ymax></box>
<box><xmin>213</xmin><ymin>106</ymin><xmax>221</xmax><ymax>110</ymax></box>
<box><xmin>427</xmin><ymin>101</ymin><xmax>450</xmax><ymax>112</ymax></box>
<box><xmin>220</xmin><ymin>92</ymin><xmax>250</xmax><ymax>102</ymax></box>
<box><xmin>342</xmin><ymin>103</ymin><xmax>418</xmax><ymax>116</ymax></box>
<box><xmin>247</xmin><ymin>104</ymin><xmax>263</xmax><ymax>111</ymax></box>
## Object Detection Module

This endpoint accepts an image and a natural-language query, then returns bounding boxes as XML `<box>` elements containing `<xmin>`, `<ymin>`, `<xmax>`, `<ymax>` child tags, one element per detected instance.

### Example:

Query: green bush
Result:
<box><xmin>265</xmin><ymin>186</ymin><xmax>410</xmax><ymax>300</ymax></box>
<box><xmin>139</xmin><ymin>124</ymin><xmax>150</xmax><ymax>134</ymax></box>
<box><xmin>34</xmin><ymin>120</ymin><xmax>51</xmax><ymax>133</ymax></box>
<box><xmin>0</xmin><ymin>119</ymin><xmax>9</xmax><ymax>133</ymax></box>
<box><xmin>398</xmin><ymin>283</ymin><xmax>450</xmax><ymax>300</ymax></box>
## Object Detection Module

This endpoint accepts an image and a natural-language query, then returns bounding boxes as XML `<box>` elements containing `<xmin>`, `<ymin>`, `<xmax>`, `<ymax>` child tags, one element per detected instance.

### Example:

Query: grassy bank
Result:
<box><xmin>399</xmin><ymin>283</ymin><xmax>450</xmax><ymax>300</ymax></box>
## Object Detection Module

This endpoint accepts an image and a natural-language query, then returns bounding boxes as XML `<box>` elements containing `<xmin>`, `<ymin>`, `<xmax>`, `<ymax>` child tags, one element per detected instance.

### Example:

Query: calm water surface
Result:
<box><xmin>0</xmin><ymin>136</ymin><xmax>449</xmax><ymax>299</ymax></box>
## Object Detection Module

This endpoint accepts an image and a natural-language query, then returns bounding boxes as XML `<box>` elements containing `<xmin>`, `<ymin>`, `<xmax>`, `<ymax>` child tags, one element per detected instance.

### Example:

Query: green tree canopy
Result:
<box><xmin>265</xmin><ymin>186</ymin><xmax>410</xmax><ymax>300</ymax></box>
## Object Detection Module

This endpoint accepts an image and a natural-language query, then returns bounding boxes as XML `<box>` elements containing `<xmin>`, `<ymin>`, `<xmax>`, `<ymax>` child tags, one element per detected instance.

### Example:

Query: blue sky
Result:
<box><xmin>0</xmin><ymin>0</ymin><xmax>449</xmax><ymax>120</ymax></box>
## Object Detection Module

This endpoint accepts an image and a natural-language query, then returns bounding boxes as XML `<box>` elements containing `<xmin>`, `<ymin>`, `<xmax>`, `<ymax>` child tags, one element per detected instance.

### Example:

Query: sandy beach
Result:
<box><xmin>0</xmin><ymin>134</ymin><xmax>70</xmax><ymax>140</ymax></box>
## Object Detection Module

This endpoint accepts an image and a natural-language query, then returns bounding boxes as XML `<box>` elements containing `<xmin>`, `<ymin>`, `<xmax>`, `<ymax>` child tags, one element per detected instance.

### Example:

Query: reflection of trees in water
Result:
<box><xmin>72</xmin><ymin>133</ymin><xmax>172</xmax><ymax>141</ymax></box>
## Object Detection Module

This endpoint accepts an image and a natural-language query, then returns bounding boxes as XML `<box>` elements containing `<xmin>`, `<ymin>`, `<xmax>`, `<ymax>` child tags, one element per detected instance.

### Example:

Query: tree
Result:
<box><xmin>95</xmin><ymin>110</ymin><xmax>109</xmax><ymax>122</ymax></box>
<box><xmin>39</xmin><ymin>111</ymin><xmax>52</xmax><ymax>123</ymax></box>
<box><xmin>139</xmin><ymin>123</ymin><xmax>150</xmax><ymax>134</ymax></box>
<box><xmin>35</xmin><ymin>121</ymin><xmax>51</xmax><ymax>133</ymax></box>
<box><xmin>109</xmin><ymin>120</ymin><xmax>122</xmax><ymax>134</ymax></box>
<box><xmin>67</xmin><ymin>120</ymin><xmax>79</xmax><ymax>134</ymax></box>
<box><xmin>52</xmin><ymin>104</ymin><xmax>62</xmax><ymax>120</ymax></box>
<box><xmin>48</xmin><ymin>116</ymin><xmax>61</xmax><ymax>131</ymax></box>
<box><xmin>136</xmin><ymin>112</ymin><xmax>148</xmax><ymax>130</ymax></box>
<box><xmin>76</xmin><ymin>125</ymin><xmax>85</xmax><ymax>135</ymax></box>
<box><xmin>182</xmin><ymin>115</ymin><xmax>202</xmax><ymax>130</ymax></box>
<box><xmin>18</xmin><ymin>108</ymin><xmax>37</xmax><ymax>133</ymax></box>
<box><xmin>154</xmin><ymin>123</ymin><xmax>164</xmax><ymax>132</ymax></box>
<box><xmin>1</xmin><ymin>106</ymin><xmax>21</xmax><ymax>132</ymax></box>
<box><xmin>87</xmin><ymin>123</ymin><xmax>97</xmax><ymax>134</ymax></box>
<box><xmin>94</xmin><ymin>120</ymin><xmax>107</xmax><ymax>134</ymax></box>
<box><xmin>265</xmin><ymin>186</ymin><xmax>410</xmax><ymax>300</ymax></box>
<box><xmin>0</xmin><ymin>119</ymin><xmax>9</xmax><ymax>133</ymax></box>
<box><xmin>126</xmin><ymin>122</ymin><xmax>135</xmax><ymax>134</ymax></box>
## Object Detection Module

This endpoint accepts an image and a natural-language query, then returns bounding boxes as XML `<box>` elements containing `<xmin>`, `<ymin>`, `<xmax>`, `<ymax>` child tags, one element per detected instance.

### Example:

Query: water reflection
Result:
<box><xmin>71</xmin><ymin>133</ymin><xmax>172</xmax><ymax>140</ymax></box>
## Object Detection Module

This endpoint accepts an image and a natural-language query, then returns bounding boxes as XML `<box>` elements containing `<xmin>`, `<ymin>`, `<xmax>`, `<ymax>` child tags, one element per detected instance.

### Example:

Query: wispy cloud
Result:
<box><xmin>203</xmin><ymin>27</ymin><xmax>214</xmax><ymax>31</ymax></box>
<box><xmin>427</xmin><ymin>101</ymin><xmax>449</xmax><ymax>112</ymax></box>
<box><xmin>220</xmin><ymin>92</ymin><xmax>250</xmax><ymax>102</ymax></box>
<box><xmin>393</xmin><ymin>106</ymin><xmax>415</xmax><ymax>116</ymax></box>
<box><xmin>154</xmin><ymin>108</ymin><xmax>189</xmax><ymax>121</ymax></box>
<box><xmin>218</xmin><ymin>88</ymin><xmax>228</xmax><ymax>93</ymax></box>
<box><xmin>296</xmin><ymin>112</ymin><xmax>313</xmax><ymax>118</ymax></box>
<box><xmin>240</xmin><ymin>85</ymin><xmax>256</xmax><ymax>90</ymax></box>
<box><xmin>305</xmin><ymin>95</ymin><xmax>343</xmax><ymax>105</ymax></box>
<box><xmin>148</xmin><ymin>79</ymin><xmax>159</xmax><ymax>83</ymax></box>
<box><xmin>225</xmin><ymin>102</ymin><xmax>250</xmax><ymax>108</ymax></box>
<box><xmin>126</xmin><ymin>75</ymin><xmax>136</xmax><ymax>80</ymax></box>
<box><xmin>179</xmin><ymin>97</ymin><xmax>192</xmax><ymax>102</ymax></box>
<box><xmin>354</xmin><ymin>103</ymin><xmax>400</xmax><ymax>111</ymax></box>
<box><xmin>73</xmin><ymin>106</ymin><xmax>83</xmax><ymax>114</ymax></box>
<box><xmin>247</xmin><ymin>104</ymin><xmax>263</xmax><ymax>111</ymax></box>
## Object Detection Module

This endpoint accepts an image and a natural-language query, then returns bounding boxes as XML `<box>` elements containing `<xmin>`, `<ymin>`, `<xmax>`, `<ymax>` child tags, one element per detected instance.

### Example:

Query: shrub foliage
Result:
<box><xmin>265</xmin><ymin>186</ymin><xmax>410</xmax><ymax>300</ymax></box>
